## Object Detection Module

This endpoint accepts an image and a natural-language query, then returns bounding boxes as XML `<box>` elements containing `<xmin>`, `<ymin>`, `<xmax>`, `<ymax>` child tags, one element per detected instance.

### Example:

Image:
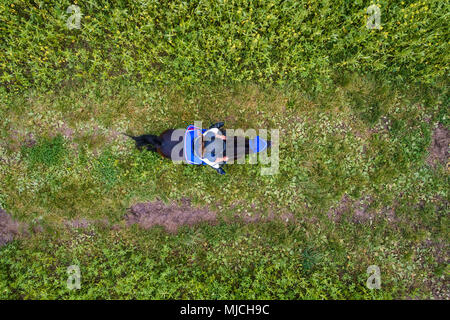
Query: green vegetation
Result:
<box><xmin>21</xmin><ymin>134</ymin><xmax>65</xmax><ymax>167</ymax></box>
<box><xmin>1</xmin><ymin>0</ymin><xmax>448</xmax><ymax>91</ymax></box>
<box><xmin>0</xmin><ymin>0</ymin><xmax>448</xmax><ymax>299</ymax></box>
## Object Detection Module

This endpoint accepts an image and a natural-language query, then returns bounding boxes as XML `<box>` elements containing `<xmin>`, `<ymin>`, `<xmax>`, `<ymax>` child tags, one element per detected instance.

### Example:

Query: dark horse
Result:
<box><xmin>124</xmin><ymin>123</ymin><xmax>270</xmax><ymax>162</ymax></box>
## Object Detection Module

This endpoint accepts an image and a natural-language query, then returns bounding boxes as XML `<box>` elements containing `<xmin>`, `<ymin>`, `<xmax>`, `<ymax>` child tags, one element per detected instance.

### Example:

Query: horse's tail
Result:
<box><xmin>122</xmin><ymin>133</ymin><xmax>162</xmax><ymax>152</ymax></box>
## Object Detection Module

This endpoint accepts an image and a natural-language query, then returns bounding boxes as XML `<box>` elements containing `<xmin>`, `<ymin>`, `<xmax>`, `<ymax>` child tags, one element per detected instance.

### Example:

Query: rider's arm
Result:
<box><xmin>205</xmin><ymin>153</ymin><xmax>228</xmax><ymax>164</ymax></box>
<box><xmin>214</xmin><ymin>156</ymin><xmax>228</xmax><ymax>163</ymax></box>
<box><xmin>216</xmin><ymin>133</ymin><xmax>226</xmax><ymax>140</ymax></box>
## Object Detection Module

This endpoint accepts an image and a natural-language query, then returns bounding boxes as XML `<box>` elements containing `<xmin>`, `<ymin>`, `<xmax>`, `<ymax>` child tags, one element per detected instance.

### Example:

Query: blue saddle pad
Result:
<box><xmin>184</xmin><ymin>125</ymin><xmax>204</xmax><ymax>165</ymax></box>
<box><xmin>249</xmin><ymin>136</ymin><xmax>268</xmax><ymax>153</ymax></box>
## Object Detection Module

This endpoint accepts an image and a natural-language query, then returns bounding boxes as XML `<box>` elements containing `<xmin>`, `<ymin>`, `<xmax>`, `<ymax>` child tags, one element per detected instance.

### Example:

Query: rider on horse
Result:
<box><xmin>124</xmin><ymin>121</ymin><xmax>269</xmax><ymax>176</ymax></box>
<box><xmin>194</xmin><ymin>122</ymin><xmax>228</xmax><ymax>175</ymax></box>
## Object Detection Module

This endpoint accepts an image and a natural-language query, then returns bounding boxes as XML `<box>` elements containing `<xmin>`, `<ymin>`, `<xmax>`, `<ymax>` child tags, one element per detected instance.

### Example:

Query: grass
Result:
<box><xmin>0</xmin><ymin>77</ymin><xmax>448</xmax><ymax>299</ymax></box>
<box><xmin>21</xmin><ymin>134</ymin><xmax>65</xmax><ymax>168</ymax></box>
<box><xmin>0</xmin><ymin>0</ymin><xmax>448</xmax><ymax>299</ymax></box>
<box><xmin>1</xmin><ymin>0</ymin><xmax>448</xmax><ymax>92</ymax></box>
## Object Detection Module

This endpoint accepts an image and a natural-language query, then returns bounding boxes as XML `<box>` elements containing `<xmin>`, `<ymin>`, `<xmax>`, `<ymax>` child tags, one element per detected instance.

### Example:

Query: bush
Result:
<box><xmin>22</xmin><ymin>135</ymin><xmax>66</xmax><ymax>167</ymax></box>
